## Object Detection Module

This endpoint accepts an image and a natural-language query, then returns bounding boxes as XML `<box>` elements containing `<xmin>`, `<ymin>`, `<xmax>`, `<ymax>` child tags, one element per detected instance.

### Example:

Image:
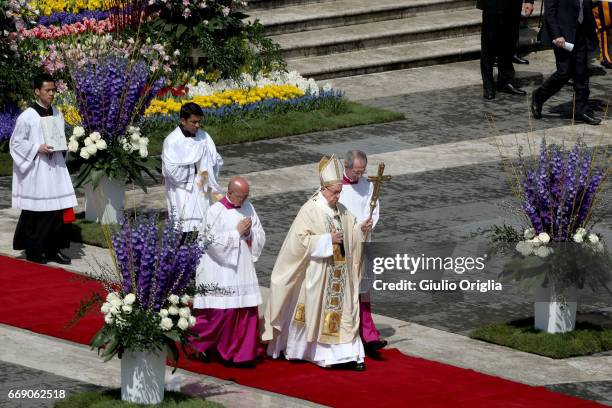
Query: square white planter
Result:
<box><xmin>84</xmin><ymin>177</ymin><xmax>125</xmax><ymax>224</ymax></box>
<box><xmin>121</xmin><ymin>350</ymin><xmax>166</xmax><ymax>404</ymax></box>
<box><xmin>534</xmin><ymin>284</ymin><xmax>577</xmax><ymax>334</ymax></box>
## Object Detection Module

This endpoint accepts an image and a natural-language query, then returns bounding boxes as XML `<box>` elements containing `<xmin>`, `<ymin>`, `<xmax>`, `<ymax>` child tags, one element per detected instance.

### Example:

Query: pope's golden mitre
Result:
<box><xmin>319</xmin><ymin>154</ymin><xmax>343</xmax><ymax>187</ymax></box>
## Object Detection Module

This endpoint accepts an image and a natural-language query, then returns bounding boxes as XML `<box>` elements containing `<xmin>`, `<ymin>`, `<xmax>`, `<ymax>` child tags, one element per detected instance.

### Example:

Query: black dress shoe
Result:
<box><xmin>531</xmin><ymin>92</ymin><xmax>543</xmax><ymax>119</ymax></box>
<box><xmin>354</xmin><ymin>362</ymin><xmax>366</xmax><ymax>372</ymax></box>
<box><xmin>483</xmin><ymin>89</ymin><xmax>495</xmax><ymax>100</ymax></box>
<box><xmin>498</xmin><ymin>83</ymin><xmax>527</xmax><ymax>96</ymax></box>
<box><xmin>26</xmin><ymin>253</ymin><xmax>47</xmax><ymax>264</ymax></box>
<box><xmin>365</xmin><ymin>339</ymin><xmax>388</xmax><ymax>356</ymax></box>
<box><xmin>512</xmin><ymin>55</ymin><xmax>530</xmax><ymax>64</ymax></box>
<box><xmin>575</xmin><ymin>113</ymin><xmax>601</xmax><ymax>125</ymax></box>
<box><xmin>50</xmin><ymin>251</ymin><xmax>71</xmax><ymax>265</ymax></box>
<box><xmin>601</xmin><ymin>61</ymin><xmax>612</xmax><ymax>69</ymax></box>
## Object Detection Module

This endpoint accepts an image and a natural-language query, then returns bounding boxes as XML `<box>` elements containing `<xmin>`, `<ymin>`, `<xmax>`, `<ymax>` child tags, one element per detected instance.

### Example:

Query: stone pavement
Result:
<box><xmin>1</xmin><ymin>49</ymin><xmax>612</xmax><ymax>406</ymax></box>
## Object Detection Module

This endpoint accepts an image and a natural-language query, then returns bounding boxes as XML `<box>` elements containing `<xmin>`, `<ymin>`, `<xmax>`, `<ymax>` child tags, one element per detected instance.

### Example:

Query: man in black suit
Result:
<box><xmin>478</xmin><ymin>0</ymin><xmax>535</xmax><ymax>99</ymax></box>
<box><xmin>531</xmin><ymin>0</ymin><xmax>601</xmax><ymax>125</ymax></box>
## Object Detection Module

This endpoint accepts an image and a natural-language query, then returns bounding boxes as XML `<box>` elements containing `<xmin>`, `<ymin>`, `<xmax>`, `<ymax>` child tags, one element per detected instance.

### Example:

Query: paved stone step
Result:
<box><xmin>273</xmin><ymin>8</ymin><xmax>541</xmax><ymax>59</ymax></box>
<box><xmin>246</xmin><ymin>0</ymin><xmax>333</xmax><ymax>10</ymax></box>
<box><xmin>248</xmin><ymin>0</ymin><xmax>476</xmax><ymax>35</ymax></box>
<box><xmin>287</xmin><ymin>29</ymin><xmax>541</xmax><ymax>80</ymax></box>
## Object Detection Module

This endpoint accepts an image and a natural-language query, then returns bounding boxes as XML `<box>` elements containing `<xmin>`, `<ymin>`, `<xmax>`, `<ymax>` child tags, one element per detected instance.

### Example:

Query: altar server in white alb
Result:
<box><xmin>190</xmin><ymin>176</ymin><xmax>265</xmax><ymax>365</ymax></box>
<box><xmin>11</xmin><ymin>74</ymin><xmax>77</xmax><ymax>265</ymax></box>
<box><xmin>263</xmin><ymin>155</ymin><xmax>372</xmax><ymax>371</ymax></box>
<box><xmin>339</xmin><ymin>150</ymin><xmax>387</xmax><ymax>357</ymax></box>
<box><xmin>162</xmin><ymin>102</ymin><xmax>223</xmax><ymax>235</ymax></box>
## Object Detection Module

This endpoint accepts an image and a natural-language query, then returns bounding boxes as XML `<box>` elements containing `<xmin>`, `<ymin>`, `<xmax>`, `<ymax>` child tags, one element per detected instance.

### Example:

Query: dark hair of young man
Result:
<box><xmin>32</xmin><ymin>73</ymin><xmax>55</xmax><ymax>90</ymax></box>
<box><xmin>179</xmin><ymin>102</ymin><xmax>204</xmax><ymax>120</ymax></box>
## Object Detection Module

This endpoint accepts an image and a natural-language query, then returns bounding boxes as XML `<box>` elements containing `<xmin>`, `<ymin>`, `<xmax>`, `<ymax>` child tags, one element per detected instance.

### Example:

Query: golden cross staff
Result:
<box><xmin>367</xmin><ymin>163</ymin><xmax>392</xmax><ymax>218</ymax></box>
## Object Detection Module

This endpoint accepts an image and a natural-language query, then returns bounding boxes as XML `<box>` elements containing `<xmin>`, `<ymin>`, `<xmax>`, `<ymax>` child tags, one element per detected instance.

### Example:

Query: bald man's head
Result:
<box><xmin>227</xmin><ymin>176</ymin><xmax>250</xmax><ymax>206</ymax></box>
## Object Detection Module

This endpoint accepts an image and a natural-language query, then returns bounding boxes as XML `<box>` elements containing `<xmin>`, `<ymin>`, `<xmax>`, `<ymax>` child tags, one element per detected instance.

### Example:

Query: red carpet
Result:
<box><xmin>0</xmin><ymin>255</ymin><xmax>604</xmax><ymax>407</ymax></box>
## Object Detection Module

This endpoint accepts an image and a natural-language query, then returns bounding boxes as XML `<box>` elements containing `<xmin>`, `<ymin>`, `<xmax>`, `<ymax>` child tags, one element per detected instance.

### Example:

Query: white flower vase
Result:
<box><xmin>534</xmin><ymin>283</ymin><xmax>578</xmax><ymax>334</ymax></box>
<box><xmin>121</xmin><ymin>349</ymin><xmax>166</xmax><ymax>404</ymax></box>
<box><xmin>84</xmin><ymin>177</ymin><xmax>125</xmax><ymax>224</ymax></box>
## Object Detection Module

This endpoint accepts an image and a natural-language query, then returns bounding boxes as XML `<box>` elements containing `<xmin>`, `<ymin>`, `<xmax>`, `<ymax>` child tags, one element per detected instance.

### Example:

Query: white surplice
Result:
<box><xmin>195</xmin><ymin>199</ymin><xmax>265</xmax><ymax>309</ymax></box>
<box><xmin>264</xmin><ymin>191</ymin><xmax>365</xmax><ymax>367</ymax></box>
<box><xmin>10</xmin><ymin>107</ymin><xmax>77</xmax><ymax>211</ymax></box>
<box><xmin>162</xmin><ymin>127</ymin><xmax>223</xmax><ymax>232</ymax></box>
<box><xmin>339</xmin><ymin>175</ymin><xmax>379</xmax><ymax>294</ymax></box>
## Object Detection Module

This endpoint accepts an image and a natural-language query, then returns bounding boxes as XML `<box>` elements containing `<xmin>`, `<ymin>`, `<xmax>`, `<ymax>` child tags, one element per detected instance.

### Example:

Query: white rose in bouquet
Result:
<box><xmin>106</xmin><ymin>292</ymin><xmax>120</xmax><ymax>302</ymax></box>
<box><xmin>177</xmin><ymin>317</ymin><xmax>189</xmax><ymax>330</ymax></box>
<box><xmin>536</xmin><ymin>232</ymin><xmax>550</xmax><ymax>244</ymax></box>
<box><xmin>523</xmin><ymin>228</ymin><xmax>536</xmax><ymax>240</ymax></box>
<box><xmin>168</xmin><ymin>294</ymin><xmax>180</xmax><ymax>304</ymax></box>
<box><xmin>68</xmin><ymin>140</ymin><xmax>79</xmax><ymax>153</ymax></box>
<box><xmin>83</xmin><ymin>137</ymin><xmax>93</xmax><ymax>146</ymax></box>
<box><xmin>575</xmin><ymin>227</ymin><xmax>586</xmax><ymax>237</ymax></box>
<box><xmin>104</xmin><ymin>314</ymin><xmax>114</xmax><ymax>324</ymax></box>
<box><xmin>139</xmin><ymin>147</ymin><xmax>148</xmax><ymax>158</ymax></box>
<box><xmin>595</xmin><ymin>242</ymin><xmax>605</xmax><ymax>253</ymax></box>
<box><xmin>130</xmin><ymin>133</ymin><xmax>141</xmax><ymax>143</ymax></box>
<box><xmin>138</xmin><ymin>137</ymin><xmax>149</xmax><ymax>148</ymax></box>
<box><xmin>72</xmin><ymin>126</ymin><xmax>85</xmax><ymax>138</ymax></box>
<box><xmin>89</xmin><ymin>131</ymin><xmax>101</xmax><ymax>142</ymax></box>
<box><xmin>110</xmin><ymin>305</ymin><xmax>120</xmax><ymax>315</ymax></box>
<box><xmin>168</xmin><ymin>305</ymin><xmax>180</xmax><ymax>315</ymax></box>
<box><xmin>123</xmin><ymin>293</ymin><xmax>136</xmax><ymax>305</ymax></box>
<box><xmin>100</xmin><ymin>302</ymin><xmax>111</xmax><ymax>314</ymax></box>
<box><xmin>160</xmin><ymin>317</ymin><xmax>173</xmax><ymax>331</ymax></box>
<box><xmin>588</xmin><ymin>234</ymin><xmax>599</xmax><ymax>244</ymax></box>
<box><xmin>159</xmin><ymin>308</ymin><xmax>169</xmax><ymax>317</ymax></box>
<box><xmin>515</xmin><ymin>241</ymin><xmax>533</xmax><ymax>256</ymax></box>
<box><xmin>95</xmin><ymin>139</ymin><xmax>107</xmax><ymax>150</ymax></box>
<box><xmin>179</xmin><ymin>307</ymin><xmax>191</xmax><ymax>318</ymax></box>
<box><xmin>535</xmin><ymin>246</ymin><xmax>553</xmax><ymax>258</ymax></box>
<box><xmin>79</xmin><ymin>148</ymin><xmax>90</xmax><ymax>160</ymax></box>
<box><xmin>573</xmin><ymin>233</ymin><xmax>584</xmax><ymax>243</ymax></box>
<box><xmin>180</xmin><ymin>294</ymin><xmax>192</xmax><ymax>305</ymax></box>
<box><xmin>86</xmin><ymin>144</ymin><xmax>98</xmax><ymax>155</ymax></box>
<box><xmin>122</xmin><ymin>304</ymin><xmax>133</xmax><ymax>314</ymax></box>
<box><xmin>188</xmin><ymin>316</ymin><xmax>196</xmax><ymax>327</ymax></box>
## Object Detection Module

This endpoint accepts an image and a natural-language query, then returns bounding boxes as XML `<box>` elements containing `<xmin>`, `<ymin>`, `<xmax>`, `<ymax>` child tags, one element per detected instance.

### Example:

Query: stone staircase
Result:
<box><xmin>246</xmin><ymin>0</ymin><xmax>543</xmax><ymax>80</ymax></box>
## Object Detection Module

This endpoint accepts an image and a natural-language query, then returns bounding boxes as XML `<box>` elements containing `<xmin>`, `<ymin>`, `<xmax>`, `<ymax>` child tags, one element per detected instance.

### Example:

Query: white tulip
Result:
<box><xmin>523</xmin><ymin>228</ymin><xmax>536</xmax><ymax>240</ymax></box>
<box><xmin>188</xmin><ymin>316</ymin><xmax>196</xmax><ymax>327</ymax></box>
<box><xmin>89</xmin><ymin>131</ymin><xmax>101</xmax><ymax>142</ymax></box>
<box><xmin>83</xmin><ymin>137</ymin><xmax>93</xmax><ymax>146</ymax></box>
<box><xmin>168</xmin><ymin>305</ymin><xmax>180</xmax><ymax>315</ymax></box>
<box><xmin>104</xmin><ymin>314</ymin><xmax>114</xmax><ymax>324</ymax></box>
<box><xmin>177</xmin><ymin>317</ymin><xmax>189</xmax><ymax>330</ymax></box>
<box><xmin>122</xmin><ymin>304</ymin><xmax>133</xmax><ymax>314</ymax></box>
<box><xmin>180</xmin><ymin>294</ymin><xmax>191</xmax><ymax>305</ymax></box>
<box><xmin>72</xmin><ymin>126</ymin><xmax>85</xmax><ymax>138</ymax></box>
<box><xmin>79</xmin><ymin>148</ymin><xmax>90</xmax><ymax>160</ymax></box>
<box><xmin>536</xmin><ymin>232</ymin><xmax>550</xmax><ymax>244</ymax></box>
<box><xmin>179</xmin><ymin>307</ymin><xmax>191</xmax><ymax>318</ymax></box>
<box><xmin>95</xmin><ymin>139</ymin><xmax>107</xmax><ymax>150</ymax></box>
<box><xmin>100</xmin><ymin>302</ymin><xmax>111</xmax><ymax>314</ymax></box>
<box><xmin>68</xmin><ymin>140</ymin><xmax>79</xmax><ymax>153</ymax></box>
<box><xmin>159</xmin><ymin>308</ymin><xmax>169</xmax><ymax>317</ymax></box>
<box><xmin>588</xmin><ymin>234</ymin><xmax>599</xmax><ymax>244</ymax></box>
<box><xmin>123</xmin><ymin>293</ymin><xmax>136</xmax><ymax>305</ymax></box>
<box><xmin>86</xmin><ymin>144</ymin><xmax>98</xmax><ymax>155</ymax></box>
<box><xmin>160</xmin><ymin>317</ymin><xmax>173</xmax><ymax>331</ymax></box>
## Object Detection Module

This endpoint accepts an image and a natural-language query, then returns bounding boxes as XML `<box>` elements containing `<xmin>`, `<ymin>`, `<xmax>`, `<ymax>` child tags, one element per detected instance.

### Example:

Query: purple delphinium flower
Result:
<box><xmin>0</xmin><ymin>106</ymin><xmax>21</xmax><ymax>143</ymax></box>
<box><xmin>112</xmin><ymin>218</ymin><xmax>133</xmax><ymax>293</ymax></box>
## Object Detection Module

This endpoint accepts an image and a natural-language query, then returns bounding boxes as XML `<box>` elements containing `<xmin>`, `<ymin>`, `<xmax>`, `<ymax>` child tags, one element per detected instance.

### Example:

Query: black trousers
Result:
<box><xmin>535</xmin><ymin>24</ymin><xmax>591</xmax><ymax>115</ymax></box>
<box><xmin>13</xmin><ymin>209</ymin><xmax>70</xmax><ymax>258</ymax></box>
<box><xmin>480</xmin><ymin>9</ymin><xmax>521</xmax><ymax>90</ymax></box>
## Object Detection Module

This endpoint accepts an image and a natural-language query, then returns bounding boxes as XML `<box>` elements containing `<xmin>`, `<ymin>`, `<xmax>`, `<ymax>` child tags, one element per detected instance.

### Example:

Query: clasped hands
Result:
<box><xmin>237</xmin><ymin>217</ymin><xmax>252</xmax><ymax>237</ymax></box>
<box><xmin>331</xmin><ymin>217</ymin><xmax>373</xmax><ymax>244</ymax></box>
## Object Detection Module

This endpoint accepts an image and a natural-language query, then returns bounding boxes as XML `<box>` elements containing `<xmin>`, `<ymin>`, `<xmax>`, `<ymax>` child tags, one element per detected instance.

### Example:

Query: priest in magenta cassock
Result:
<box><xmin>11</xmin><ymin>73</ymin><xmax>77</xmax><ymax>265</ymax></box>
<box><xmin>339</xmin><ymin>150</ymin><xmax>387</xmax><ymax>357</ymax></box>
<box><xmin>162</xmin><ymin>102</ymin><xmax>223</xmax><ymax>234</ymax></box>
<box><xmin>190</xmin><ymin>176</ymin><xmax>266</xmax><ymax>365</ymax></box>
<box><xmin>263</xmin><ymin>155</ymin><xmax>373</xmax><ymax>371</ymax></box>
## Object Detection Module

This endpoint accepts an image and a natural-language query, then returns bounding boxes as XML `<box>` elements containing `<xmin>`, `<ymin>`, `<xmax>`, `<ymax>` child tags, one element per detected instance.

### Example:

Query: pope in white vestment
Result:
<box><xmin>190</xmin><ymin>176</ymin><xmax>265</xmax><ymax>364</ymax></box>
<box><xmin>11</xmin><ymin>79</ymin><xmax>77</xmax><ymax>265</ymax></box>
<box><xmin>338</xmin><ymin>150</ymin><xmax>387</xmax><ymax>355</ymax></box>
<box><xmin>263</xmin><ymin>155</ymin><xmax>372</xmax><ymax>370</ymax></box>
<box><xmin>162</xmin><ymin>107</ymin><xmax>223</xmax><ymax>232</ymax></box>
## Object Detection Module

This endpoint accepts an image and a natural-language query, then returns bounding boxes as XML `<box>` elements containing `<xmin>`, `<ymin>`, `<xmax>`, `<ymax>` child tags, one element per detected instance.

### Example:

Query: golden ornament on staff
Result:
<box><xmin>367</xmin><ymin>162</ymin><xmax>392</xmax><ymax>219</ymax></box>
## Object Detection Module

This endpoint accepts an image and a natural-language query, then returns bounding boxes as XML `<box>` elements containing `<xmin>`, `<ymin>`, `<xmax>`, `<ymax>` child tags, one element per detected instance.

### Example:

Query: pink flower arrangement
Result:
<box><xmin>18</xmin><ymin>17</ymin><xmax>115</xmax><ymax>40</ymax></box>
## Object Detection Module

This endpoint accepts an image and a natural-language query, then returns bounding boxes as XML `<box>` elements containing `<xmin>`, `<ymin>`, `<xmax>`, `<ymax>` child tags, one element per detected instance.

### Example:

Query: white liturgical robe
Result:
<box><xmin>339</xmin><ymin>175</ymin><xmax>379</xmax><ymax>294</ymax></box>
<box><xmin>195</xmin><ymin>199</ymin><xmax>265</xmax><ymax>309</ymax></box>
<box><xmin>162</xmin><ymin>127</ymin><xmax>223</xmax><ymax>231</ymax></box>
<box><xmin>263</xmin><ymin>191</ymin><xmax>366</xmax><ymax>367</ymax></box>
<box><xmin>10</xmin><ymin>107</ymin><xmax>77</xmax><ymax>211</ymax></box>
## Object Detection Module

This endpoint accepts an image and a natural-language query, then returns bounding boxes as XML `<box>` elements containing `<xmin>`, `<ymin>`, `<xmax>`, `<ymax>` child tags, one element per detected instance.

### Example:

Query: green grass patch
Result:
<box><xmin>70</xmin><ymin>219</ymin><xmax>115</xmax><ymax>248</ymax></box>
<box><xmin>470</xmin><ymin>318</ymin><xmax>612</xmax><ymax>359</ymax></box>
<box><xmin>54</xmin><ymin>389</ymin><xmax>223</xmax><ymax>407</ymax></box>
<box><xmin>0</xmin><ymin>101</ymin><xmax>404</xmax><ymax>176</ymax></box>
